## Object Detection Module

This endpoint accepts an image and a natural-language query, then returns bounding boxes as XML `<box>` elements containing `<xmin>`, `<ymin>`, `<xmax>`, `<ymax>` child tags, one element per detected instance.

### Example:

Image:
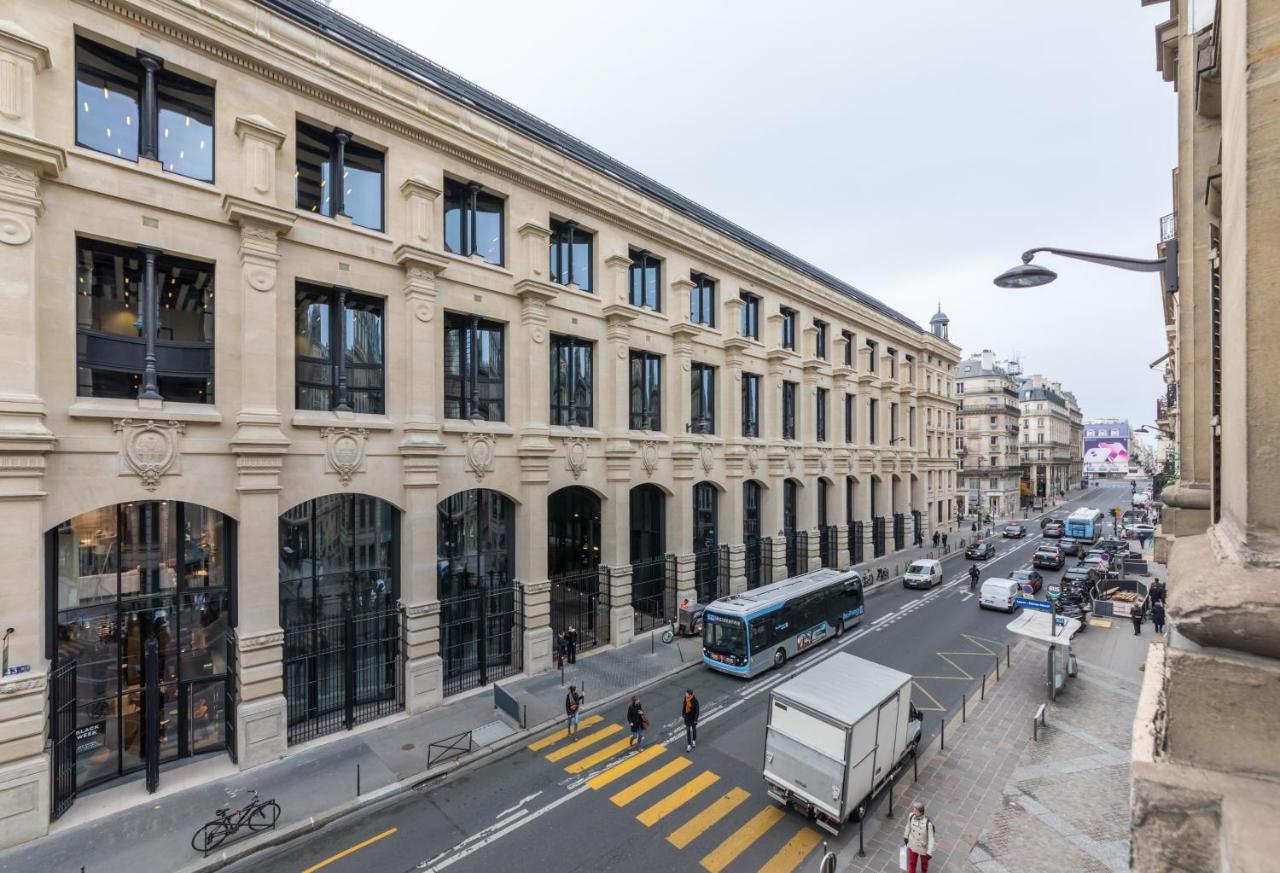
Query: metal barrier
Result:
<box><xmin>1033</xmin><ymin>703</ymin><xmax>1047</xmax><ymax>741</ymax></box>
<box><xmin>494</xmin><ymin>682</ymin><xmax>526</xmax><ymax>728</ymax></box>
<box><xmin>1090</xmin><ymin>578</ymin><xmax>1150</xmax><ymax>619</ymax></box>
<box><xmin>427</xmin><ymin>730</ymin><xmax>473</xmax><ymax>767</ymax></box>
<box><xmin>631</xmin><ymin>554</ymin><xmax>674</xmax><ymax>634</ymax></box>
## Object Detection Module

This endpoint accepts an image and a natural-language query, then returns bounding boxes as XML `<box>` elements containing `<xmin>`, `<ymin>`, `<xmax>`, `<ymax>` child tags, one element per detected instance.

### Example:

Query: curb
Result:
<box><xmin>176</xmin><ymin>649</ymin><xmax>703</xmax><ymax>873</ymax></box>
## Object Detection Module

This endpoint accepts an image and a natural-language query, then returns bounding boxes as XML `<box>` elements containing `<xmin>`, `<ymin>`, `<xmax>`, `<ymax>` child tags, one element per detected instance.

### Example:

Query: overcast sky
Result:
<box><xmin>333</xmin><ymin>0</ymin><xmax>1175</xmax><ymax>443</ymax></box>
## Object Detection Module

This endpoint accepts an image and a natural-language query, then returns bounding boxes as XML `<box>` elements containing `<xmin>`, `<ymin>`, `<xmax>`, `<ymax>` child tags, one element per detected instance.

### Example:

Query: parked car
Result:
<box><xmin>966</xmin><ymin>540</ymin><xmax>996</xmax><ymax>560</ymax></box>
<box><xmin>1058</xmin><ymin>537</ymin><xmax>1082</xmax><ymax>557</ymax></box>
<box><xmin>1033</xmin><ymin>546</ymin><xmax>1065</xmax><ymax>570</ymax></box>
<box><xmin>1042</xmin><ymin>521</ymin><xmax>1065</xmax><ymax>538</ymax></box>
<box><xmin>1002</xmin><ymin>523</ymin><xmax>1027</xmax><ymax>539</ymax></box>
<box><xmin>903</xmin><ymin>559</ymin><xmax>944</xmax><ymax>590</ymax></box>
<box><xmin>1130</xmin><ymin>523</ymin><xmax>1156</xmax><ymax>539</ymax></box>
<box><xmin>979</xmin><ymin>578</ymin><xmax>1021</xmax><ymax>613</ymax></box>
<box><xmin>1064</xmin><ymin>564</ymin><xmax>1100</xmax><ymax>586</ymax></box>
<box><xmin>1009</xmin><ymin>568</ymin><xmax>1044</xmax><ymax>595</ymax></box>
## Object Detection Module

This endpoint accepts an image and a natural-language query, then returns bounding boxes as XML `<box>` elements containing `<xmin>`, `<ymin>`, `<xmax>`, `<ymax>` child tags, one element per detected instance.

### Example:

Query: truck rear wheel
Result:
<box><xmin>774</xmin><ymin>648</ymin><xmax>787</xmax><ymax>669</ymax></box>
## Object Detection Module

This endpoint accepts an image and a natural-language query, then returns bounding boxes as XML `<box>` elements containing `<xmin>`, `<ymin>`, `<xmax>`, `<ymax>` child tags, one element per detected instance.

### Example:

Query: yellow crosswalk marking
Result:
<box><xmin>699</xmin><ymin>805</ymin><xmax>786</xmax><ymax>873</ymax></box>
<box><xmin>544</xmin><ymin>724</ymin><xmax>622</xmax><ymax>762</ymax></box>
<box><xmin>565</xmin><ymin>737</ymin><xmax>637</xmax><ymax>774</ymax></box>
<box><xmin>608</xmin><ymin>756</ymin><xmax>691</xmax><ymax>806</ymax></box>
<box><xmin>757</xmin><ymin>825</ymin><xmax>823</xmax><ymax>873</ymax></box>
<box><xmin>637</xmin><ymin>771</ymin><xmax>721</xmax><ymax>827</ymax></box>
<box><xmin>666</xmin><ymin>787</ymin><xmax>750</xmax><ymax>849</ymax></box>
<box><xmin>527</xmin><ymin>715</ymin><xmax>604</xmax><ymax>752</ymax></box>
<box><xmin>584</xmin><ymin>743</ymin><xmax>666</xmax><ymax>785</ymax></box>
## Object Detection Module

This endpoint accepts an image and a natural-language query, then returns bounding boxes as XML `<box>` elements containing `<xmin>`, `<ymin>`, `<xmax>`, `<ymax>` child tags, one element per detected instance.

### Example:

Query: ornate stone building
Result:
<box><xmin>1134</xmin><ymin>1</ymin><xmax>1280</xmax><ymax>870</ymax></box>
<box><xmin>1017</xmin><ymin>374</ymin><xmax>1080</xmax><ymax>499</ymax></box>
<box><xmin>0</xmin><ymin>0</ymin><xmax>959</xmax><ymax>843</ymax></box>
<box><xmin>955</xmin><ymin>350</ymin><xmax>1022</xmax><ymax>518</ymax></box>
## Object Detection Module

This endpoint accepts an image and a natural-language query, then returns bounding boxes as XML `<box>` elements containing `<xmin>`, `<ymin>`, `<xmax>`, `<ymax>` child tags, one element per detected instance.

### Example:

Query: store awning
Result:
<box><xmin>1006</xmin><ymin>609</ymin><xmax>1081</xmax><ymax>643</ymax></box>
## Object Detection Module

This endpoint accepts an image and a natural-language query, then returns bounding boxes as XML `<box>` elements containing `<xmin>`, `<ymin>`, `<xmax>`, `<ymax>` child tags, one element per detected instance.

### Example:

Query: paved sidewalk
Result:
<box><xmin>838</xmin><ymin>619</ymin><xmax>1146</xmax><ymax>873</ymax></box>
<box><xmin>0</xmin><ymin>630</ymin><xmax>703</xmax><ymax>873</ymax></box>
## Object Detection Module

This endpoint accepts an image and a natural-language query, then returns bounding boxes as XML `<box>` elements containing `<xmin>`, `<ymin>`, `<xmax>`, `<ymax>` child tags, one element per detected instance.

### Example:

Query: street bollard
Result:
<box><xmin>1007</xmin><ymin>643</ymin><xmax>1011</xmax><ymax>668</ymax></box>
<box><xmin>941</xmin><ymin>717</ymin><xmax>946</xmax><ymax>751</ymax></box>
<box><xmin>913</xmin><ymin>752</ymin><xmax>918</xmax><ymax>782</ymax></box>
<box><xmin>982</xmin><ymin>672</ymin><xmax>987</xmax><ymax>700</ymax></box>
<box><xmin>650</xmin><ymin>629</ymin><xmax>655</xmax><ymax>655</ymax></box>
<box><xmin>997</xmin><ymin>657</ymin><xmax>1001</xmax><ymax>681</ymax></box>
<box><xmin>858</xmin><ymin>817</ymin><xmax>865</xmax><ymax>857</ymax></box>
<box><xmin>962</xmin><ymin>692</ymin><xmax>966</xmax><ymax>723</ymax></box>
<box><xmin>357</xmin><ymin>762</ymin><xmax>361</xmax><ymax>796</ymax></box>
<box><xmin>886</xmin><ymin>775</ymin><xmax>894</xmax><ymax>818</ymax></box>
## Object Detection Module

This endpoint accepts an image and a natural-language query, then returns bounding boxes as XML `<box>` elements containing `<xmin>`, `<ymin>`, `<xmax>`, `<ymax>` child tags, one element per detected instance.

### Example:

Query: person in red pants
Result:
<box><xmin>903</xmin><ymin>800</ymin><xmax>936</xmax><ymax>872</ymax></box>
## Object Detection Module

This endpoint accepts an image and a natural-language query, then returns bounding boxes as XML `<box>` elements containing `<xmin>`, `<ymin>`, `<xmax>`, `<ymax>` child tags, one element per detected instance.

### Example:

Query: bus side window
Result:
<box><xmin>749</xmin><ymin>620</ymin><xmax>766</xmax><ymax>655</ymax></box>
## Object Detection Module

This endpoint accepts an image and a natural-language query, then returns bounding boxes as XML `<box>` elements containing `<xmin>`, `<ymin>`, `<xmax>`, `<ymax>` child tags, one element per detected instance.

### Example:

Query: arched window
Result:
<box><xmin>817</xmin><ymin>479</ymin><xmax>830</xmax><ymax>528</ymax></box>
<box><xmin>548</xmin><ymin>487</ymin><xmax>601</xmax><ymax>578</ymax></box>
<box><xmin>743</xmin><ymin>481</ymin><xmax>763</xmax><ymax>589</ymax></box>
<box><xmin>629</xmin><ymin>484</ymin><xmax>666</xmax><ymax>563</ymax></box>
<box><xmin>437</xmin><ymin>489</ymin><xmax>515</xmax><ymax>597</ymax></box>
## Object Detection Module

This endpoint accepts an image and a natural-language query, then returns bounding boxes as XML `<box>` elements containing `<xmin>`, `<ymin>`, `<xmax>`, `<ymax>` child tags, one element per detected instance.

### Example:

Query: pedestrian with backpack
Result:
<box><xmin>626</xmin><ymin>695</ymin><xmax>647</xmax><ymax>747</ymax></box>
<box><xmin>902</xmin><ymin>800</ymin><xmax>936</xmax><ymax>872</ymax></box>
<box><xmin>565</xmin><ymin>685</ymin><xmax>583</xmax><ymax>735</ymax></box>
<box><xmin>681</xmin><ymin>689</ymin><xmax>700</xmax><ymax>752</ymax></box>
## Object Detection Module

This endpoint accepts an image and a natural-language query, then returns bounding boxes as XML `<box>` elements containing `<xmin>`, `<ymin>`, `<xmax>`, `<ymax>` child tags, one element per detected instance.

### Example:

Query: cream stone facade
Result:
<box><xmin>0</xmin><ymin>0</ymin><xmax>959</xmax><ymax>845</ymax></box>
<box><xmin>954</xmin><ymin>351</ymin><xmax>1022</xmax><ymax>518</ymax></box>
<box><xmin>1017</xmin><ymin>374</ymin><xmax>1081</xmax><ymax>500</ymax></box>
<box><xmin>1133</xmin><ymin>1</ymin><xmax>1280</xmax><ymax>870</ymax></box>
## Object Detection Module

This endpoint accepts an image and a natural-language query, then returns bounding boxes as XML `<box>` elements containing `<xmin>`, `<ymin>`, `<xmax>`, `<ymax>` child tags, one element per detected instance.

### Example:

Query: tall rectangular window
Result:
<box><xmin>842</xmin><ymin>330</ymin><xmax>854</xmax><ymax>366</ymax></box>
<box><xmin>550</xmin><ymin>335</ymin><xmax>593</xmax><ymax>426</ymax></box>
<box><xmin>443</xmin><ymin>178</ymin><xmax>504</xmax><ymax>266</ymax></box>
<box><xmin>890</xmin><ymin>402</ymin><xmax>900</xmax><ymax>442</ymax></box>
<box><xmin>295</xmin><ymin>121</ymin><xmax>384</xmax><ymax>231</ymax></box>
<box><xmin>443</xmin><ymin>313</ymin><xmax>505</xmax><ymax>421</ymax></box>
<box><xmin>740</xmin><ymin>292</ymin><xmax>760</xmax><ymax>340</ymax></box>
<box><xmin>548</xmin><ymin>218</ymin><xmax>592</xmax><ymax>291</ymax></box>
<box><xmin>866</xmin><ymin>339</ymin><xmax>879</xmax><ymax>373</ymax></box>
<box><xmin>869</xmin><ymin>398</ymin><xmax>879</xmax><ymax>444</ymax></box>
<box><xmin>690</xmin><ymin>363</ymin><xmax>716</xmax><ymax>434</ymax></box>
<box><xmin>908</xmin><ymin>407</ymin><xmax>916</xmax><ymax>446</ymax></box>
<box><xmin>888</xmin><ymin>348</ymin><xmax>898</xmax><ymax>380</ymax></box>
<box><xmin>782</xmin><ymin>380</ymin><xmax>797</xmax><ymax>440</ymax></box>
<box><xmin>76</xmin><ymin>237</ymin><xmax>215</xmax><ymax>403</ymax></box>
<box><xmin>629</xmin><ymin>249</ymin><xmax>661</xmax><ymax>310</ymax></box>
<box><xmin>294</xmin><ymin>282</ymin><xmax>385</xmax><ymax>414</ymax></box>
<box><xmin>742</xmin><ymin>373</ymin><xmax>761</xmax><ymax>438</ymax></box>
<box><xmin>816</xmin><ymin>387</ymin><xmax>828</xmax><ymax>441</ymax></box>
<box><xmin>814</xmin><ymin>319</ymin><xmax>828</xmax><ymax>359</ymax></box>
<box><xmin>781</xmin><ymin>307</ymin><xmax>797</xmax><ymax>350</ymax></box>
<box><xmin>75</xmin><ymin>37</ymin><xmax>215</xmax><ymax>182</ymax></box>
<box><xmin>690</xmin><ymin>272</ymin><xmax>716</xmax><ymax>327</ymax></box>
<box><xmin>844</xmin><ymin>393</ymin><xmax>854</xmax><ymax>443</ymax></box>
<box><xmin>629</xmin><ymin>351</ymin><xmax>662</xmax><ymax>430</ymax></box>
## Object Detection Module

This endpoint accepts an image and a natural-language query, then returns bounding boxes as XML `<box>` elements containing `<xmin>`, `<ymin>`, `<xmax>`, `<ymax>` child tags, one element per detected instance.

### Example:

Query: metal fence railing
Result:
<box><xmin>631</xmin><ymin>554</ymin><xmax>674</xmax><ymax>634</ymax></box>
<box><xmin>819</xmin><ymin>525</ymin><xmax>837</xmax><ymax>569</ymax></box>
<box><xmin>440</xmin><ymin>574</ymin><xmax>519</xmax><ymax>697</ymax></box>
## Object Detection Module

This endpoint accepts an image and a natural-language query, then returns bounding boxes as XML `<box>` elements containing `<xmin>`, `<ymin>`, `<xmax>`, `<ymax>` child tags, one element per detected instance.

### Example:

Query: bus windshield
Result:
<box><xmin>703</xmin><ymin>613</ymin><xmax>747</xmax><ymax>657</ymax></box>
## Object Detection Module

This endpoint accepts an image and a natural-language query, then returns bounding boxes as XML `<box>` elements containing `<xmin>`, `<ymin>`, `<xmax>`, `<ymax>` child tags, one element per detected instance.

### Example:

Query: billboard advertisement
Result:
<box><xmin>1083</xmin><ymin>436</ymin><xmax>1129</xmax><ymax>474</ymax></box>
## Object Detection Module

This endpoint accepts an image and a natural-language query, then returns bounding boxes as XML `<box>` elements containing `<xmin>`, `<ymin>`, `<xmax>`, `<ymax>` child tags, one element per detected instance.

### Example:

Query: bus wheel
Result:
<box><xmin>774</xmin><ymin>649</ymin><xmax>787</xmax><ymax>669</ymax></box>
<box><xmin>835</xmin><ymin>620</ymin><xmax>845</xmax><ymax>638</ymax></box>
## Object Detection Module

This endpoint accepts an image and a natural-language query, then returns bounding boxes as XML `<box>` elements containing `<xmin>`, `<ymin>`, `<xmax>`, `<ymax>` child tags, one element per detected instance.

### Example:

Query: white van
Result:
<box><xmin>979</xmin><ymin>578</ymin><xmax>1021</xmax><ymax>613</ymax></box>
<box><xmin>903</xmin><ymin>559</ymin><xmax>943</xmax><ymax>590</ymax></box>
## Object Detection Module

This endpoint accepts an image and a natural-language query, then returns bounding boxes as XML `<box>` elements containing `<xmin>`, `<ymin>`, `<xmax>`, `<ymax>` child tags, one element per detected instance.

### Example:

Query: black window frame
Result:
<box><xmin>295</xmin><ymin>120</ymin><xmax>385</xmax><ymax>232</ymax></box>
<box><xmin>443</xmin><ymin>177</ymin><xmax>505</xmax><ymax>266</ymax></box>
<box><xmin>842</xmin><ymin>330</ymin><xmax>854</xmax><ymax>367</ymax></box>
<box><xmin>628</xmin><ymin>248</ymin><xmax>662</xmax><ymax>311</ymax></box>
<box><xmin>690</xmin><ymin>362</ymin><xmax>716</xmax><ymax>435</ymax></box>
<box><xmin>814</xmin><ymin>319</ymin><xmax>828</xmax><ymax>360</ymax></box>
<box><xmin>869</xmin><ymin>397</ymin><xmax>879</xmax><ymax>444</ymax></box>
<box><xmin>629</xmin><ymin>350</ymin><xmax>662</xmax><ymax>431</ymax></box>
<box><xmin>780</xmin><ymin>307</ymin><xmax>797</xmax><ymax>350</ymax></box>
<box><xmin>75</xmin><ymin>236</ymin><xmax>216</xmax><ymax>404</ymax></box>
<box><xmin>549</xmin><ymin>334</ymin><xmax>594</xmax><ymax>427</ymax></box>
<box><xmin>74</xmin><ymin>37</ymin><xmax>215</xmax><ymax>183</ymax></box>
<box><xmin>816</xmin><ymin>387</ymin><xmax>828</xmax><ymax>442</ymax></box>
<box><xmin>782</xmin><ymin>380</ymin><xmax>798</xmax><ymax>441</ymax></box>
<box><xmin>740</xmin><ymin>292</ymin><xmax>760</xmax><ymax>340</ymax></box>
<box><xmin>890</xmin><ymin>402</ymin><xmax>900</xmax><ymax>442</ymax></box>
<box><xmin>294</xmin><ymin>281</ymin><xmax>387</xmax><ymax>415</ymax></box>
<box><xmin>443</xmin><ymin>312</ymin><xmax>506</xmax><ymax>421</ymax></box>
<box><xmin>844</xmin><ymin>393</ymin><xmax>854</xmax><ymax>443</ymax></box>
<box><xmin>741</xmin><ymin>372</ymin><xmax>761</xmax><ymax>438</ymax></box>
<box><xmin>866</xmin><ymin>339</ymin><xmax>879</xmax><ymax>373</ymax></box>
<box><xmin>690</xmin><ymin>272</ymin><xmax>716</xmax><ymax>327</ymax></box>
<box><xmin>548</xmin><ymin>217</ymin><xmax>593</xmax><ymax>291</ymax></box>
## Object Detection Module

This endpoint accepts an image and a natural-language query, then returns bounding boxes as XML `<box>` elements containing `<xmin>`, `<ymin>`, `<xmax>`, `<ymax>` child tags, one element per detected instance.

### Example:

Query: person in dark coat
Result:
<box><xmin>932</xmin><ymin>531</ymin><xmax>941</xmax><ymax>548</ymax></box>
<box><xmin>626</xmin><ymin>695</ymin><xmax>646</xmax><ymax>747</ymax></box>
<box><xmin>1131</xmin><ymin>605</ymin><xmax>1145</xmax><ymax>636</ymax></box>
<box><xmin>566</xmin><ymin>625</ymin><xmax>578</xmax><ymax>664</ymax></box>
<box><xmin>1151</xmin><ymin>602</ymin><xmax>1166</xmax><ymax>634</ymax></box>
<box><xmin>555</xmin><ymin>631</ymin><xmax>567</xmax><ymax>670</ymax></box>
<box><xmin>942</xmin><ymin>533</ymin><xmax>948</xmax><ymax>550</ymax></box>
<box><xmin>681</xmin><ymin>689</ymin><xmax>700</xmax><ymax>752</ymax></box>
<box><xmin>1150</xmin><ymin>580</ymin><xmax>1166</xmax><ymax>605</ymax></box>
<box><xmin>565</xmin><ymin>684</ymin><xmax>583</xmax><ymax>734</ymax></box>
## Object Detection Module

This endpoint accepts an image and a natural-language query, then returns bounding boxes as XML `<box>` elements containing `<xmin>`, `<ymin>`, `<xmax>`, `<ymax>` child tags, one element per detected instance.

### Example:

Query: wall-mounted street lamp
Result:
<box><xmin>1136</xmin><ymin>424</ymin><xmax>1174</xmax><ymax>439</ymax></box>
<box><xmin>993</xmin><ymin>244</ymin><xmax>1178</xmax><ymax>294</ymax></box>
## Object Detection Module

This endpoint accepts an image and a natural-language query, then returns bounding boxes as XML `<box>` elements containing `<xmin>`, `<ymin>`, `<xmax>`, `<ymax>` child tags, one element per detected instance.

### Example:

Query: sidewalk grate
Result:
<box><xmin>471</xmin><ymin>719</ymin><xmax>516</xmax><ymax>747</ymax></box>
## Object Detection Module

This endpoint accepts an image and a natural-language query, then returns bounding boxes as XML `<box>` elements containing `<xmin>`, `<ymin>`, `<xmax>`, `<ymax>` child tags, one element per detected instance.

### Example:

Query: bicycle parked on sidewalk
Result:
<box><xmin>190</xmin><ymin>790</ymin><xmax>281</xmax><ymax>856</ymax></box>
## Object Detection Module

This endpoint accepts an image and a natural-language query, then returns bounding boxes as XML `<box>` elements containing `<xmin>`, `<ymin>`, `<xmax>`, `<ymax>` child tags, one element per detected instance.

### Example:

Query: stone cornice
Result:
<box><xmin>394</xmin><ymin>244</ymin><xmax>450</xmax><ymax>275</ymax></box>
<box><xmin>0</xmin><ymin>130</ymin><xmax>65</xmax><ymax>180</ymax></box>
<box><xmin>221</xmin><ymin>194</ymin><xmax>296</xmax><ymax>235</ymax></box>
<box><xmin>234</xmin><ymin>113</ymin><xmax>286</xmax><ymax>146</ymax></box>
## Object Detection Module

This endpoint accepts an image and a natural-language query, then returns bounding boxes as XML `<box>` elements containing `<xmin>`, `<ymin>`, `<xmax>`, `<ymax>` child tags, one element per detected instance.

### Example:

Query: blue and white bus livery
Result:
<box><xmin>701</xmin><ymin>568</ymin><xmax>865</xmax><ymax>678</ymax></box>
<box><xmin>1065</xmin><ymin>508</ymin><xmax>1106</xmax><ymax>544</ymax></box>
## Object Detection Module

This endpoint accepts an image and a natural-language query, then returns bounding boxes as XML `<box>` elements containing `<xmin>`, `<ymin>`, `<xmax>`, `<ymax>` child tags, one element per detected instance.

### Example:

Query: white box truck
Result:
<box><xmin>762</xmin><ymin>652</ymin><xmax>922</xmax><ymax>834</ymax></box>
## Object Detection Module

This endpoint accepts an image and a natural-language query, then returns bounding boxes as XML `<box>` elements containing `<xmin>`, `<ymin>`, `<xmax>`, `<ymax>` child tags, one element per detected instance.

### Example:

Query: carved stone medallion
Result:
<box><xmin>464</xmin><ymin>432</ymin><xmax>497</xmax><ymax>480</ymax></box>
<box><xmin>640</xmin><ymin>440</ymin><xmax>659</xmax><ymax>477</ymax></box>
<box><xmin>786</xmin><ymin>445</ymin><xmax>801</xmax><ymax>475</ymax></box>
<box><xmin>321</xmin><ymin>427</ymin><xmax>368</xmax><ymax>485</ymax></box>
<box><xmin>699</xmin><ymin>444</ymin><xmax>714</xmax><ymax>476</ymax></box>
<box><xmin>565</xmin><ymin>436</ymin><xmax>588</xmax><ymax>480</ymax></box>
<box><xmin>114</xmin><ymin>419</ymin><xmax>184</xmax><ymax>490</ymax></box>
<box><xmin>746</xmin><ymin>444</ymin><xmax>760</xmax><ymax>474</ymax></box>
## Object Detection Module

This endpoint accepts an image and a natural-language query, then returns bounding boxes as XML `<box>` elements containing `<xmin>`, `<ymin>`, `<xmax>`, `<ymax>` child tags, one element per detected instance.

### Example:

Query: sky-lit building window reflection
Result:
<box><xmin>157</xmin><ymin>72</ymin><xmax>214</xmax><ymax>181</ymax></box>
<box><xmin>75</xmin><ymin>39</ymin><xmax>140</xmax><ymax>163</ymax></box>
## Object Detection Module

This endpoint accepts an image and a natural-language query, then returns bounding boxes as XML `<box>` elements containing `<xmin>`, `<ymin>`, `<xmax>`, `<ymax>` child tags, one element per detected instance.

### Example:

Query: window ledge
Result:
<box><xmin>290</xmin><ymin>410</ymin><xmax>395</xmax><ymax>431</ymax></box>
<box><xmin>293</xmin><ymin>208</ymin><xmax>393</xmax><ymax>243</ymax></box>
<box><xmin>442</xmin><ymin>419</ymin><xmax>514</xmax><ymax>435</ymax></box>
<box><xmin>68</xmin><ymin>397</ymin><xmax>223</xmax><ymax>423</ymax></box>
<box><xmin>629</xmin><ymin>430</ymin><xmax>671</xmax><ymax>443</ymax></box>
<box><xmin>68</xmin><ymin>146</ymin><xmax>221</xmax><ymax>197</ymax></box>
<box><xmin>550</xmin><ymin>425</ymin><xmax>604</xmax><ymax>440</ymax></box>
<box><xmin>439</xmin><ymin>250</ymin><xmax>515</xmax><ymax>278</ymax></box>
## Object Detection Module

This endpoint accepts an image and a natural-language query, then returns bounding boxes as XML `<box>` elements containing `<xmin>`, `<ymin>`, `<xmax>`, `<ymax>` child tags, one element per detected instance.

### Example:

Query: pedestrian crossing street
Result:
<box><xmin>527</xmin><ymin>719</ymin><xmax>823</xmax><ymax>873</ymax></box>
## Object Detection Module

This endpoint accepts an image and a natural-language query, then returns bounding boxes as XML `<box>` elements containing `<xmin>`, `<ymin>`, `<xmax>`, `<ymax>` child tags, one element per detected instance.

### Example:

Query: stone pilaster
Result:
<box><xmin>764</xmin><ymin>535</ymin><xmax>788</xmax><ymax>585</ymax></box>
<box><xmin>723</xmin><ymin>543</ymin><xmax>747</xmax><ymax>595</ymax></box>
<box><xmin>514</xmin><ymin>278</ymin><xmax>558</xmax><ymax>452</ymax></box>
<box><xmin>521</xmin><ymin>579</ymin><xmax>553</xmax><ymax>676</ymax></box>
<box><xmin>518</xmin><ymin>452</ymin><xmax>553</xmax><ymax>675</ymax></box>
<box><xmin>401</xmin><ymin>176</ymin><xmax>442</xmax><ymax>247</ymax></box>
<box><xmin>601</xmin><ymin>564</ymin><xmax>635</xmax><ymax>647</ymax></box>
<box><xmin>395</xmin><ymin>245</ymin><xmax>449</xmax><ymax>448</ymax></box>
<box><xmin>672</xmin><ymin>553</ymin><xmax>697</xmax><ymax>611</ymax></box>
<box><xmin>835</xmin><ymin>524</ymin><xmax>849</xmax><ymax>570</ymax></box>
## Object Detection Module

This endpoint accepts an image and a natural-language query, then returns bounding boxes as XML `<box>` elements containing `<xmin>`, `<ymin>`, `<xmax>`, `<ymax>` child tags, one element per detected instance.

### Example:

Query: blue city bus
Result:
<box><xmin>701</xmin><ymin>568</ymin><xmax>865</xmax><ymax>678</ymax></box>
<box><xmin>1065</xmin><ymin>508</ymin><xmax>1105</xmax><ymax>544</ymax></box>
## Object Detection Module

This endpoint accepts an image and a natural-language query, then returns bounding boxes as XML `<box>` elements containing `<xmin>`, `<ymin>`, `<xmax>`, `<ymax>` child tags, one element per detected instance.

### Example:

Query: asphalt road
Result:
<box><xmin>232</xmin><ymin>485</ymin><xmax>1120</xmax><ymax>873</ymax></box>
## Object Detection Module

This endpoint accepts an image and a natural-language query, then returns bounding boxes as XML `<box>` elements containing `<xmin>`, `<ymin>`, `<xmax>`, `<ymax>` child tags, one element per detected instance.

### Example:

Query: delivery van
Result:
<box><xmin>979</xmin><ymin>578</ymin><xmax>1020</xmax><ymax>613</ymax></box>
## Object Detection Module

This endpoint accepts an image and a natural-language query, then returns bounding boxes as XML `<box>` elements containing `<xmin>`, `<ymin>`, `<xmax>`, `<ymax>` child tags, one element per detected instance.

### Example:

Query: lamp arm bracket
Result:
<box><xmin>1020</xmin><ymin>247</ymin><xmax>1166</xmax><ymax>273</ymax></box>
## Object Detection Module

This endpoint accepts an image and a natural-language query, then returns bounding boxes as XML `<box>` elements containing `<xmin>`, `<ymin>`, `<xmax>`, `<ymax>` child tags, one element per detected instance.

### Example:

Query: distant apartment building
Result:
<box><xmin>954</xmin><ymin>351</ymin><xmax>1022</xmax><ymax>518</ymax></box>
<box><xmin>1018</xmin><ymin>375</ymin><xmax>1084</xmax><ymax>498</ymax></box>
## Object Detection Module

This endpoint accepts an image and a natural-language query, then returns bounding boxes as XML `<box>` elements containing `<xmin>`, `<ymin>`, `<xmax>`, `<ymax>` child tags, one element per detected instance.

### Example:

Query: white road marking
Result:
<box><xmin>960</xmin><ymin>593</ymin><xmax>975</xmax><ymax>602</ymax></box>
<box><xmin>421</xmin><ymin>787</ymin><xmax>586</xmax><ymax>870</ymax></box>
<box><xmin>496</xmin><ymin>792</ymin><xmax>541</xmax><ymax>820</ymax></box>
